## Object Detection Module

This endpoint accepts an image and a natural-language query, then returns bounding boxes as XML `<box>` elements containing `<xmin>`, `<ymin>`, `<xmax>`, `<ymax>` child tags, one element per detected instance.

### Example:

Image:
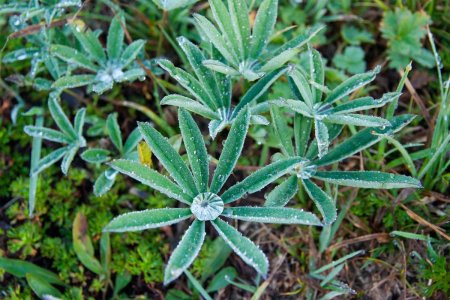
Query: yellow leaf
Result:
<box><xmin>138</xmin><ymin>141</ymin><xmax>153</xmax><ymax>168</ymax></box>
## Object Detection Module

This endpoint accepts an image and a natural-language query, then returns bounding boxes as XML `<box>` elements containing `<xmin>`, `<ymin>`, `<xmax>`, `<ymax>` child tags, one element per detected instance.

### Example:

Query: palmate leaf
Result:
<box><xmin>223</xmin><ymin>207</ymin><xmax>322</xmax><ymax>226</ymax></box>
<box><xmin>164</xmin><ymin>220</ymin><xmax>206</xmax><ymax>284</ymax></box>
<box><xmin>313</xmin><ymin>171</ymin><xmax>422</xmax><ymax>189</ymax></box>
<box><xmin>265</xmin><ymin>176</ymin><xmax>298</xmax><ymax>207</ymax></box>
<box><xmin>178</xmin><ymin>109</ymin><xmax>209</xmax><ymax>193</ymax></box>
<box><xmin>222</xmin><ymin>157</ymin><xmax>307</xmax><ymax>204</ymax></box>
<box><xmin>210</xmin><ymin>108</ymin><xmax>250</xmax><ymax>193</ymax></box>
<box><xmin>138</xmin><ymin>122</ymin><xmax>198</xmax><ymax>196</ymax></box>
<box><xmin>212</xmin><ymin>218</ymin><xmax>268</xmax><ymax>277</ymax></box>
<box><xmin>110</xmin><ymin>159</ymin><xmax>192</xmax><ymax>204</ymax></box>
<box><xmin>314</xmin><ymin>114</ymin><xmax>415</xmax><ymax>166</ymax></box>
<box><xmin>302</xmin><ymin>179</ymin><xmax>337</xmax><ymax>225</ymax></box>
<box><xmin>103</xmin><ymin>208</ymin><xmax>192</xmax><ymax>232</ymax></box>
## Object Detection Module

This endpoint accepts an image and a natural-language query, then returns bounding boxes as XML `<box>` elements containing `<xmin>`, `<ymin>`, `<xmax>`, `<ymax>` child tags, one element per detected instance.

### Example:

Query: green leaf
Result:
<box><xmin>32</xmin><ymin>147</ymin><xmax>67</xmax><ymax>175</ymax></box>
<box><xmin>2</xmin><ymin>48</ymin><xmax>39</xmax><ymax>63</ymax></box>
<box><xmin>123</xmin><ymin>127</ymin><xmax>142</xmax><ymax>154</ymax></box>
<box><xmin>222</xmin><ymin>157</ymin><xmax>306</xmax><ymax>204</ymax></box>
<box><xmin>315</xmin><ymin>120</ymin><xmax>329</xmax><ymax>158</ymax></box>
<box><xmin>313</xmin><ymin>171</ymin><xmax>422</xmax><ymax>189</ymax></box>
<box><xmin>314</xmin><ymin>114</ymin><xmax>415</xmax><ymax>166</ymax></box>
<box><xmin>302</xmin><ymin>179</ymin><xmax>336</xmax><ymax>225</ymax></box>
<box><xmin>260</xmin><ymin>47</ymin><xmax>300</xmax><ymax>73</ymax></box>
<box><xmin>93</xmin><ymin>169</ymin><xmax>117</xmax><ymax>197</ymax></box>
<box><xmin>121</xmin><ymin>39</ymin><xmax>145</xmax><ymax>67</ymax></box>
<box><xmin>24</xmin><ymin>126</ymin><xmax>72</xmax><ymax>143</ymax></box>
<box><xmin>341</xmin><ymin>25</ymin><xmax>374</xmax><ymax>45</ymax></box>
<box><xmin>48</xmin><ymin>97</ymin><xmax>77</xmax><ymax>139</ymax></box>
<box><xmin>161</xmin><ymin>95</ymin><xmax>219</xmax><ymax>120</ymax></box>
<box><xmin>210</xmin><ymin>108</ymin><xmax>250</xmax><ymax>194</ymax></box>
<box><xmin>106</xmin><ymin>113</ymin><xmax>123</xmax><ymax>153</ymax></box>
<box><xmin>104</xmin><ymin>208</ymin><xmax>192</xmax><ymax>232</ymax></box>
<box><xmin>164</xmin><ymin>220</ymin><xmax>206</xmax><ymax>284</ymax></box>
<box><xmin>325</xmin><ymin>114</ymin><xmax>390</xmax><ymax>127</ymax></box>
<box><xmin>72</xmin><ymin>27</ymin><xmax>106</xmax><ymax>63</ymax></box>
<box><xmin>288</xmin><ymin>68</ymin><xmax>314</xmax><ymax>107</ymax></box>
<box><xmin>206</xmin><ymin>267</ymin><xmax>238</xmax><ymax>292</ymax></box>
<box><xmin>50</xmin><ymin>45</ymin><xmax>98</xmax><ymax>71</ymax></box>
<box><xmin>81</xmin><ymin>148</ymin><xmax>111</xmax><ymax>163</ymax></box>
<box><xmin>61</xmin><ymin>144</ymin><xmax>78</xmax><ymax>175</ymax></box>
<box><xmin>193</xmin><ymin>13</ymin><xmax>238</xmax><ymax>65</ymax></box>
<box><xmin>115</xmin><ymin>68</ymin><xmax>145</xmax><ymax>82</ymax></box>
<box><xmin>332</xmin><ymin>46</ymin><xmax>366</xmax><ymax>75</ymax></box>
<box><xmin>0</xmin><ymin>257</ymin><xmax>63</xmax><ymax>285</ymax></box>
<box><xmin>107</xmin><ymin>16</ymin><xmax>125</xmax><ymax>60</ymax></box>
<box><xmin>52</xmin><ymin>74</ymin><xmax>96</xmax><ymax>89</ymax></box>
<box><xmin>265</xmin><ymin>176</ymin><xmax>298</xmax><ymax>207</ymax></box>
<box><xmin>138</xmin><ymin>122</ymin><xmax>198</xmax><ymax>196</ymax></box>
<box><xmin>73</xmin><ymin>212</ymin><xmax>103</xmax><ymax>275</ymax></box>
<box><xmin>202</xmin><ymin>60</ymin><xmax>240</xmax><ymax>76</ymax></box>
<box><xmin>212</xmin><ymin>218</ymin><xmax>268</xmax><ymax>277</ymax></box>
<box><xmin>250</xmin><ymin>0</ymin><xmax>278</xmax><ymax>58</ymax></box>
<box><xmin>100</xmin><ymin>233</ymin><xmax>111</xmax><ymax>274</ymax></box>
<box><xmin>270</xmin><ymin>105</ymin><xmax>295</xmax><ymax>156</ymax></box>
<box><xmin>233</xmin><ymin>67</ymin><xmax>287</xmax><ymax>118</ymax></box>
<box><xmin>157</xmin><ymin>59</ymin><xmax>217</xmax><ymax>110</ymax></box>
<box><xmin>309</xmin><ymin>46</ymin><xmax>325</xmax><ymax>103</ymax></box>
<box><xmin>199</xmin><ymin>237</ymin><xmax>232</xmax><ymax>282</ymax></box>
<box><xmin>177</xmin><ymin>37</ymin><xmax>222</xmax><ymax>108</ymax></box>
<box><xmin>324</xmin><ymin>66</ymin><xmax>380</xmax><ymax>104</ymax></box>
<box><xmin>228</xmin><ymin>0</ymin><xmax>251</xmax><ymax>59</ymax></box>
<box><xmin>178</xmin><ymin>109</ymin><xmax>209</xmax><ymax>193</ymax></box>
<box><xmin>294</xmin><ymin>114</ymin><xmax>312</xmax><ymax>156</ymax></box>
<box><xmin>224</xmin><ymin>207</ymin><xmax>322</xmax><ymax>225</ymax></box>
<box><xmin>74</xmin><ymin>108</ymin><xmax>86</xmax><ymax>139</ymax></box>
<box><xmin>270</xmin><ymin>26</ymin><xmax>324</xmax><ymax>59</ymax></box>
<box><xmin>110</xmin><ymin>159</ymin><xmax>192</xmax><ymax>204</ymax></box>
<box><xmin>26</xmin><ymin>274</ymin><xmax>62</xmax><ymax>299</ymax></box>
<box><xmin>331</xmin><ymin>93</ymin><xmax>400</xmax><ymax>114</ymax></box>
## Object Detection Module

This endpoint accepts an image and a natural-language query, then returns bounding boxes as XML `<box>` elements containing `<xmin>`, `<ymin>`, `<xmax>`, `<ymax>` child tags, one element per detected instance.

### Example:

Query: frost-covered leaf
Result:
<box><xmin>123</xmin><ymin>127</ymin><xmax>142</xmax><ymax>154</ymax></box>
<box><xmin>81</xmin><ymin>148</ymin><xmax>111</xmax><ymax>163</ymax></box>
<box><xmin>32</xmin><ymin>147</ymin><xmax>67</xmax><ymax>175</ymax></box>
<box><xmin>313</xmin><ymin>171</ymin><xmax>422</xmax><ymax>189</ymax></box>
<box><xmin>106</xmin><ymin>113</ymin><xmax>123</xmax><ymax>153</ymax></box>
<box><xmin>315</xmin><ymin>114</ymin><xmax>415</xmax><ymax>166</ymax></box>
<box><xmin>265</xmin><ymin>176</ymin><xmax>298</xmax><ymax>207</ymax></box>
<box><xmin>202</xmin><ymin>60</ymin><xmax>239</xmax><ymax>76</ymax></box>
<box><xmin>223</xmin><ymin>207</ymin><xmax>322</xmax><ymax>226</ymax></box>
<box><xmin>50</xmin><ymin>45</ymin><xmax>98</xmax><ymax>71</ymax></box>
<box><xmin>161</xmin><ymin>95</ymin><xmax>219</xmax><ymax>120</ymax></box>
<box><xmin>270</xmin><ymin>105</ymin><xmax>295</xmax><ymax>156</ymax></box>
<box><xmin>178</xmin><ymin>109</ymin><xmax>209</xmax><ymax>193</ymax></box>
<box><xmin>107</xmin><ymin>16</ymin><xmax>125</xmax><ymax>60</ymax></box>
<box><xmin>288</xmin><ymin>68</ymin><xmax>314</xmax><ymax>106</ymax></box>
<box><xmin>48</xmin><ymin>97</ymin><xmax>77</xmax><ymax>139</ymax></box>
<box><xmin>324</xmin><ymin>66</ymin><xmax>380</xmax><ymax>104</ymax></box>
<box><xmin>228</xmin><ymin>0</ymin><xmax>251</xmax><ymax>59</ymax></box>
<box><xmin>110</xmin><ymin>159</ymin><xmax>192</xmax><ymax>204</ymax></box>
<box><xmin>294</xmin><ymin>114</ymin><xmax>312</xmax><ymax>156</ymax></box>
<box><xmin>325</xmin><ymin>114</ymin><xmax>390</xmax><ymax>127</ymax></box>
<box><xmin>309</xmin><ymin>46</ymin><xmax>325</xmax><ymax>103</ymax></box>
<box><xmin>260</xmin><ymin>47</ymin><xmax>300</xmax><ymax>73</ymax></box>
<box><xmin>71</xmin><ymin>27</ymin><xmax>106</xmax><ymax>62</ymax></box>
<box><xmin>104</xmin><ymin>208</ymin><xmax>192</xmax><ymax>232</ymax></box>
<box><xmin>212</xmin><ymin>218</ymin><xmax>268</xmax><ymax>277</ymax></box>
<box><xmin>222</xmin><ymin>157</ymin><xmax>306</xmax><ymax>204</ymax></box>
<box><xmin>52</xmin><ymin>74</ymin><xmax>96</xmax><ymax>89</ymax></box>
<box><xmin>210</xmin><ymin>108</ymin><xmax>250</xmax><ymax>194</ymax></box>
<box><xmin>315</xmin><ymin>120</ymin><xmax>329</xmax><ymax>158</ymax></box>
<box><xmin>61</xmin><ymin>144</ymin><xmax>78</xmax><ymax>175</ymax></box>
<box><xmin>250</xmin><ymin>0</ymin><xmax>278</xmax><ymax>58</ymax></box>
<box><xmin>74</xmin><ymin>108</ymin><xmax>86</xmax><ymax>139</ymax></box>
<box><xmin>164</xmin><ymin>220</ymin><xmax>205</xmax><ymax>284</ymax></box>
<box><xmin>138</xmin><ymin>122</ymin><xmax>198</xmax><ymax>196</ymax></box>
<box><xmin>115</xmin><ymin>68</ymin><xmax>145</xmax><ymax>82</ymax></box>
<box><xmin>121</xmin><ymin>40</ymin><xmax>146</xmax><ymax>67</ymax></box>
<box><xmin>331</xmin><ymin>93</ymin><xmax>400</xmax><ymax>114</ymax></box>
<box><xmin>24</xmin><ymin>126</ymin><xmax>72</xmax><ymax>143</ymax></box>
<box><xmin>302</xmin><ymin>179</ymin><xmax>337</xmax><ymax>225</ymax></box>
<box><xmin>94</xmin><ymin>169</ymin><xmax>117</xmax><ymax>197</ymax></box>
<box><xmin>2</xmin><ymin>48</ymin><xmax>39</xmax><ymax>63</ymax></box>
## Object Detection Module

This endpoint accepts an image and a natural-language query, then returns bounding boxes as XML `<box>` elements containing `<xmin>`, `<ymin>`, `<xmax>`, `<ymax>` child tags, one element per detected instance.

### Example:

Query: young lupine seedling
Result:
<box><xmin>104</xmin><ymin>108</ymin><xmax>323</xmax><ymax>284</ymax></box>
<box><xmin>267</xmin><ymin>106</ymin><xmax>422</xmax><ymax>224</ymax></box>
<box><xmin>24</xmin><ymin>97</ymin><xmax>86</xmax><ymax>176</ymax></box>
<box><xmin>158</xmin><ymin>37</ymin><xmax>286</xmax><ymax>138</ymax></box>
<box><xmin>50</xmin><ymin>15</ymin><xmax>146</xmax><ymax>94</ymax></box>
<box><xmin>272</xmin><ymin>46</ymin><xmax>400</xmax><ymax>157</ymax></box>
<box><xmin>193</xmin><ymin>0</ymin><xmax>322</xmax><ymax>81</ymax></box>
<box><xmin>81</xmin><ymin>113</ymin><xmax>142</xmax><ymax>196</ymax></box>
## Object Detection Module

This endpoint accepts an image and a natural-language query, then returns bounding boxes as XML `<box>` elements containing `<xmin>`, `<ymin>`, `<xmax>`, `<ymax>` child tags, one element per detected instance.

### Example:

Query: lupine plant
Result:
<box><xmin>51</xmin><ymin>16</ymin><xmax>146</xmax><ymax>94</ymax></box>
<box><xmin>157</xmin><ymin>36</ymin><xmax>287</xmax><ymax>138</ymax></box>
<box><xmin>104</xmin><ymin>107</ymin><xmax>323</xmax><ymax>284</ymax></box>
<box><xmin>271</xmin><ymin>47</ymin><xmax>401</xmax><ymax>157</ymax></box>
<box><xmin>193</xmin><ymin>0</ymin><xmax>322</xmax><ymax>81</ymax></box>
